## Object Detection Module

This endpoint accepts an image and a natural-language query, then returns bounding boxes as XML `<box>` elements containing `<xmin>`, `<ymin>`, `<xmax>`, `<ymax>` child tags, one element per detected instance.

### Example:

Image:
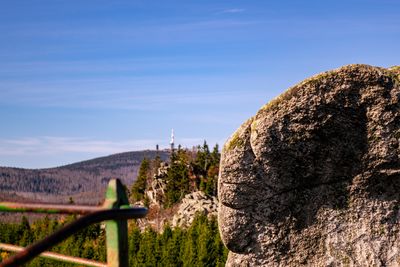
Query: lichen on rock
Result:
<box><xmin>218</xmin><ymin>64</ymin><xmax>400</xmax><ymax>266</ymax></box>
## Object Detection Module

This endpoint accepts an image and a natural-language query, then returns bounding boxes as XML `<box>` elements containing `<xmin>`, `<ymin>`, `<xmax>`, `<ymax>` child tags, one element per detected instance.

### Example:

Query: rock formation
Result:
<box><xmin>136</xmin><ymin>161</ymin><xmax>219</xmax><ymax>231</ymax></box>
<box><xmin>218</xmin><ymin>64</ymin><xmax>400</xmax><ymax>266</ymax></box>
<box><xmin>172</xmin><ymin>191</ymin><xmax>218</xmax><ymax>228</ymax></box>
<box><xmin>146</xmin><ymin>162</ymin><xmax>170</xmax><ymax>206</ymax></box>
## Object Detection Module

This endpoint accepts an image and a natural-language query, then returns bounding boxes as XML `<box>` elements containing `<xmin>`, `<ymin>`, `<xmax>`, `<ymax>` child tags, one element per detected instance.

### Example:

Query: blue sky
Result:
<box><xmin>0</xmin><ymin>0</ymin><xmax>399</xmax><ymax>168</ymax></box>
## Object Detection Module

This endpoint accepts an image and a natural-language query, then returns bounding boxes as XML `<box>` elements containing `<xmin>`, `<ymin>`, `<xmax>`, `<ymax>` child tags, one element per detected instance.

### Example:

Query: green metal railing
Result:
<box><xmin>0</xmin><ymin>179</ymin><xmax>147</xmax><ymax>267</ymax></box>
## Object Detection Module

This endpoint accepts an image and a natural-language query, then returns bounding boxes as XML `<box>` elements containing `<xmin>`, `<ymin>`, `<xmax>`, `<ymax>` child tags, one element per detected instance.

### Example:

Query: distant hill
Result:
<box><xmin>0</xmin><ymin>150</ymin><xmax>169</xmax><ymax>204</ymax></box>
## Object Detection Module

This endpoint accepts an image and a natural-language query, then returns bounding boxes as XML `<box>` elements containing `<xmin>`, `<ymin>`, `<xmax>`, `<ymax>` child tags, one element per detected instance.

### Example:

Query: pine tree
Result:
<box><xmin>162</xmin><ymin>227</ymin><xmax>183</xmax><ymax>266</ymax></box>
<box><xmin>19</xmin><ymin>216</ymin><xmax>32</xmax><ymax>246</ymax></box>
<box><xmin>131</xmin><ymin>158</ymin><xmax>150</xmax><ymax>202</ymax></box>
<box><xmin>135</xmin><ymin>227</ymin><xmax>158</xmax><ymax>267</ymax></box>
<box><xmin>181</xmin><ymin>215</ymin><xmax>200</xmax><ymax>266</ymax></box>
<box><xmin>165</xmin><ymin>152</ymin><xmax>190</xmax><ymax>207</ymax></box>
<box><xmin>210</xmin><ymin>144</ymin><xmax>220</xmax><ymax>166</ymax></box>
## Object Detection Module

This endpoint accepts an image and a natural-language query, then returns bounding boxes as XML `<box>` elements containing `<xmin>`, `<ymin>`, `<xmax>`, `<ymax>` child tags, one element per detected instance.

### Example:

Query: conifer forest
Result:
<box><xmin>0</xmin><ymin>142</ymin><xmax>228</xmax><ymax>266</ymax></box>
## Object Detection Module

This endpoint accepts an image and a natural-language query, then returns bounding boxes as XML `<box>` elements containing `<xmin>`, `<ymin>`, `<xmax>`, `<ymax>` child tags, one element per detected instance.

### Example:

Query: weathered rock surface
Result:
<box><xmin>137</xmin><ymin>190</ymin><xmax>218</xmax><ymax>232</ymax></box>
<box><xmin>146</xmin><ymin>162</ymin><xmax>170</xmax><ymax>207</ymax></box>
<box><xmin>172</xmin><ymin>191</ymin><xmax>218</xmax><ymax>228</ymax></box>
<box><xmin>218</xmin><ymin>64</ymin><xmax>400</xmax><ymax>266</ymax></box>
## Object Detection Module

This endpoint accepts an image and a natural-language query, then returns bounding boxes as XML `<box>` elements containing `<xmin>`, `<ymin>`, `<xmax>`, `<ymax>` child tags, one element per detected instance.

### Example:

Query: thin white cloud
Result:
<box><xmin>4</xmin><ymin>138</ymin><xmax>42</xmax><ymax>146</ymax></box>
<box><xmin>0</xmin><ymin>57</ymin><xmax>238</xmax><ymax>75</ymax></box>
<box><xmin>10</xmin><ymin>18</ymin><xmax>257</xmax><ymax>41</ymax></box>
<box><xmin>0</xmin><ymin>136</ymin><xmax>212</xmax><ymax>157</ymax></box>
<box><xmin>0</xmin><ymin>74</ymin><xmax>269</xmax><ymax>110</ymax></box>
<box><xmin>220</xmin><ymin>8</ymin><xmax>245</xmax><ymax>14</ymax></box>
<box><xmin>0</xmin><ymin>137</ymin><xmax>162</xmax><ymax>156</ymax></box>
<box><xmin>0</xmin><ymin>136</ymin><xmax>222</xmax><ymax>168</ymax></box>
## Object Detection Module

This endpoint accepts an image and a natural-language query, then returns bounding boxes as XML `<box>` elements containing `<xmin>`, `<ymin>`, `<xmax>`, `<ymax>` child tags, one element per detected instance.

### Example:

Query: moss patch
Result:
<box><xmin>389</xmin><ymin>65</ymin><xmax>400</xmax><ymax>72</ymax></box>
<box><xmin>250</xmin><ymin>119</ymin><xmax>258</xmax><ymax>134</ymax></box>
<box><xmin>225</xmin><ymin>132</ymin><xmax>245</xmax><ymax>151</ymax></box>
<box><xmin>388</xmin><ymin>66</ymin><xmax>400</xmax><ymax>85</ymax></box>
<box><xmin>259</xmin><ymin>85</ymin><xmax>300</xmax><ymax>113</ymax></box>
<box><xmin>258</xmin><ymin>64</ymin><xmax>383</xmax><ymax>114</ymax></box>
<box><xmin>224</xmin><ymin>117</ymin><xmax>253</xmax><ymax>151</ymax></box>
<box><xmin>259</xmin><ymin>68</ymin><xmax>337</xmax><ymax>114</ymax></box>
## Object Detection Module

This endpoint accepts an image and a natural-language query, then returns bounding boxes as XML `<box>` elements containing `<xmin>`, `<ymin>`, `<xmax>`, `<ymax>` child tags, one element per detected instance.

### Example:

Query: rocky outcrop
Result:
<box><xmin>218</xmin><ymin>65</ymin><xmax>400</xmax><ymax>266</ymax></box>
<box><xmin>138</xmin><ymin>161</ymin><xmax>219</xmax><ymax>231</ymax></box>
<box><xmin>172</xmin><ymin>191</ymin><xmax>218</xmax><ymax>228</ymax></box>
<box><xmin>137</xmin><ymin>191</ymin><xmax>218</xmax><ymax>232</ymax></box>
<box><xmin>145</xmin><ymin>162</ymin><xmax>170</xmax><ymax>207</ymax></box>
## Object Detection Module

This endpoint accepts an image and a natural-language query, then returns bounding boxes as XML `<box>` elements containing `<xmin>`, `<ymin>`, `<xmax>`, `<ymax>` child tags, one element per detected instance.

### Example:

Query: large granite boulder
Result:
<box><xmin>218</xmin><ymin>64</ymin><xmax>400</xmax><ymax>266</ymax></box>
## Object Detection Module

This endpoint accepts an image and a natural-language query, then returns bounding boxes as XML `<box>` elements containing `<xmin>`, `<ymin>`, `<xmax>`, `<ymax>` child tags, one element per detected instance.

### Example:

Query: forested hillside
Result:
<box><xmin>0</xmin><ymin>143</ymin><xmax>229</xmax><ymax>266</ymax></box>
<box><xmin>0</xmin><ymin>150</ymin><xmax>169</xmax><ymax>204</ymax></box>
<box><xmin>0</xmin><ymin>213</ymin><xmax>228</xmax><ymax>266</ymax></box>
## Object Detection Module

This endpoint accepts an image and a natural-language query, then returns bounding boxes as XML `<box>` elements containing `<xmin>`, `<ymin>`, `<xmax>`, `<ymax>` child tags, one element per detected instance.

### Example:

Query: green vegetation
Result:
<box><xmin>130</xmin><ymin>141</ymin><xmax>221</xmax><ymax>207</ymax></box>
<box><xmin>0</xmin><ymin>214</ymin><xmax>228</xmax><ymax>266</ymax></box>
<box><xmin>130</xmin><ymin>214</ymin><xmax>227</xmax><ymax>267</ymax></box>
<box><xmin>0</xmin><ymin>215</ymin><xmax>106</xmax><ymax>266</ymax></box>
<box><xmin>165</xmin><ymin>151</ymin><xmax>190</xmax><ymax>207</ymax></box>
<box><xmin>131</xmin><ymin>158</ymin><xmax>150</xmax><ymax>202</ymax></box>
<box><xmin>1</xmin><ymin>141</ymin><xmax>227</xmax><ymax>266</ymax></box>
<box><xmin>225</xmin><ymin>129</ymin><xmax>246</xmax><ymax>151</ymax></box>
<box><xmin>388</xmin><ymin>66</ymin><xmax>400</xmax><ymax>84</ymax></box>
<box><xmin>0</xmin><ymin>150</ymin><xmax>170</xmax><ymax>204</ymax></box>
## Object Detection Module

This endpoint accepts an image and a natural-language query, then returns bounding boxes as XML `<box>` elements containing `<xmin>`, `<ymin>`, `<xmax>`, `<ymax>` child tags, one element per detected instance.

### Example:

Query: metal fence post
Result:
<box><xmin>103</xmin><ymin>179</ymin><xmax>130</xmax><ymax>267</ymax></box>
<box><xmin>0</xmin><ymin>179</ymin><xmax>147</xmax><ymax>267</ymax></box>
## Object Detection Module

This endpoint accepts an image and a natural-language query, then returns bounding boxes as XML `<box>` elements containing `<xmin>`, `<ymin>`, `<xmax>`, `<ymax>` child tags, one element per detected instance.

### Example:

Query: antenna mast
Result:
<box><xmin>170</xmin><ymin>129</ymin><xmax>175</xmax><ymax>151</ymax></box>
